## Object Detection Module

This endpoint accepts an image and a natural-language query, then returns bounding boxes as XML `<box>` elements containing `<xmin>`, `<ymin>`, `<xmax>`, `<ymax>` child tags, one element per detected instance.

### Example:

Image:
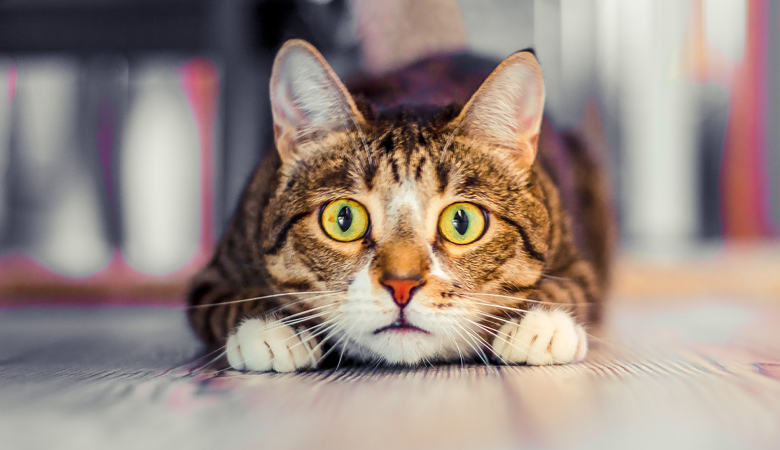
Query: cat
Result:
<box><xmin>187</xmin><ymin>39</ymin><xmax>612</xmax><ymax>372</ymax></box>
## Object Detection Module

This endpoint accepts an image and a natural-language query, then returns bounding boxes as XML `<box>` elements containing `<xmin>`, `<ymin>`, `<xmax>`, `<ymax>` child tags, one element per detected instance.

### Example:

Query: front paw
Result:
<box><xmin>491</xmin><ymin>309</ymin><xmax>587</xmax><ymax>365</ymax></box>
<box><xmin>225</xmin><ymin>319</ymin><xmax>322</xmax><ymax>372</ymax></box>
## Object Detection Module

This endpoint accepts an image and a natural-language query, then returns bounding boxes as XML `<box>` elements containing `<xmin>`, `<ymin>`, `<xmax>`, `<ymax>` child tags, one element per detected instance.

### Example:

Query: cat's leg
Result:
<box><xmin>226</xmin><ymin>318</ymin><xmax>323</xmax><ymax>372</ymax></box>
<box><xmin>490</xmin><ymin>308</ymin><xmax>587</xmax><ymax>366</ymax></box>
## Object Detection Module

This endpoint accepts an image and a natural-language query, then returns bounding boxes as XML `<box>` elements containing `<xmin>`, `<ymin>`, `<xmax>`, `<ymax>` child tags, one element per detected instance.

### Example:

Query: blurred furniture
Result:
<box><xmin>0</xmin><ymin>0</ymin><xmax>360</xmax><ymax>298</ymax></box>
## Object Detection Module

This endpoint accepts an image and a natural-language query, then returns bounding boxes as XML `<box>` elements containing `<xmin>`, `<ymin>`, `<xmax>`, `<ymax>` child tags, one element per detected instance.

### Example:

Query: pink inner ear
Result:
<box><xmin>458</xmin><ymin>58</ymin><xmax>544</xmax><ymax>166</ymax></box>
<box><xmin>516</xmin><ymin>99</ymin><xmax>539</xmax><ymax>133</ymax></box>
<box><xmin>273</xmin><ymin>78</ymin><xmax>308</xmax><ymax>131</ymax></box>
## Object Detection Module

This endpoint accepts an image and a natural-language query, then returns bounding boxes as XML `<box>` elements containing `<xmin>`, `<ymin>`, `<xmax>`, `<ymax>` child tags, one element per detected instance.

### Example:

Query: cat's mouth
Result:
<box><xmin>374</xmin><ymin>317</ymin><xmax>429</xmax><ymax>335</ymax></box>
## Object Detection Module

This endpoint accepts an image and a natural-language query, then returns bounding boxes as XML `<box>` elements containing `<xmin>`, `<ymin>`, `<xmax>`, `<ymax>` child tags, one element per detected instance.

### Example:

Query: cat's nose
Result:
<box><xmin>381</xmin><ymin>278</ymin><xmax>423</xmax><ymax>307</ymax></box>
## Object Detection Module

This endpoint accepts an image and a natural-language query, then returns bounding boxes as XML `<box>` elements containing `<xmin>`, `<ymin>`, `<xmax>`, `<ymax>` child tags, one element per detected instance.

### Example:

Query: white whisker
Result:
<box><xmin>467</xmin><ymin>292</ymin><xmax>597</xmax><ymax>306</ymax></box>
<box><xmin>188</xmin><ymin>290</ymin><xmax>338</xmax><ymax>309</ymax></box>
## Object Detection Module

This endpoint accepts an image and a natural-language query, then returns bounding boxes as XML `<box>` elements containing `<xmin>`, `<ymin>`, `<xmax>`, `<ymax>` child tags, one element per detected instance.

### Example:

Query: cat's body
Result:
<box><xmin>188</xmin><ymin>40</ymin><xmax>612</xmax><ymax>371</ymax></box>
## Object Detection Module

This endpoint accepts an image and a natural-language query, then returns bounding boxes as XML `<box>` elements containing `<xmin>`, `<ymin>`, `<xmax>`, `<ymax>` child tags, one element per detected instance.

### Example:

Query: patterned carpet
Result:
<box><xmin>1</xmin><ymin>299</ymin><xmax>779</xmax><ymax>450</ymax></box>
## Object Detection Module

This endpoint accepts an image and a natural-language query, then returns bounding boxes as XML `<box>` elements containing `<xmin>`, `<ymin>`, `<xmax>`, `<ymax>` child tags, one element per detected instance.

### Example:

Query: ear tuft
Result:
<box><xmin>270</xmin><ymin>39</ymin><xmax>363</xmax><ymax>162</ymax></box>
<box><xmin>456</xmin><ymin>51</ymin><xmax>545</xmax><ymax>167</ymax></box>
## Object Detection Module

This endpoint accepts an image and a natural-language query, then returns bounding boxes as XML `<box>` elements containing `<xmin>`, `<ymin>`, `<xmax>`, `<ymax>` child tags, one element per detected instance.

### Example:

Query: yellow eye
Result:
<box><xmin>321</xmin><ymin>199</ymin><xmax>370</xmax><ymax>242</ymax></box>
<box><xmin>439</xmin><ymin>202</ymin><xmax>486</xmax><ymax>245</ymax></box>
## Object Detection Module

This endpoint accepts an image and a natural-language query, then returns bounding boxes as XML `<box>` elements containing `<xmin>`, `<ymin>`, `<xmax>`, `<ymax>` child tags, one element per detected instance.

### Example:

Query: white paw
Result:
<box><xmin>491</xmin><ymin>309</ymin><xmax>587</xmax><ymax>365</ymax></box>
<box><xmin>226</xmin><ymin>318</ymin><xmax>322</xmax><ymax>372</ymax></box>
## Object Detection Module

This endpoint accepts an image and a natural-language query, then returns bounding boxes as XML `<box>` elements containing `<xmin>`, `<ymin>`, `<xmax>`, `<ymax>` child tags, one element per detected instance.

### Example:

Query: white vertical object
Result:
<box><xmin>120</xmin><ymin>61</ymin><xmax>200</xmax><ymax>275</ymax></box>
<box><xmin>596</xmin><ymin>0</ymin><xmax>700</xmax><ymax>252</ymax></box>
<box><xmin>704</xmin><ymin>0</ymin><xmax>746</xmax><ymax>62</ymax></box>
<box><xmin>534</xmin><ymin>0</ymin><xmax>564</xmax><ymax>121</ymax></box>
<box><xmin>559</xmin><ymin>0</ymin><xmax>597</xmax><ymax>126</ymax></box>
<box><xmin>458</xmin><ymin>0</ymin><xmax>534</xmax><ymax>61</ymax></box>
<box><xmin>15</xmin><ymin>58</ymin><xmax>112</xmax><ymax>276</ymax></box>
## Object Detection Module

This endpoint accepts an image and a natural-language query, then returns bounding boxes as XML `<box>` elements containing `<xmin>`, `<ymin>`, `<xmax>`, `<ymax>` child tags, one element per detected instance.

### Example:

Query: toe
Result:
<box><xmin>515</xmin><ymin>312</ymin><xmax>555</xmax><ymax>365</ymax></box>
<box><xmin>492</xmin><ymin>323</ymin><xmax>513</xmax><ymax>362</ymax></box>
<box><xmin>262</xmin><ymin>324</ymin><xmax>299</xmax><ymax>372</ymax></box>
<box><xmin>226</xmin><ymin>334</ymin><xmax>245</xmax><ymax>370</ymax></box>
<box><xmin>548</xmin><ymin>310</ymin><xmax>579</xmax><ymax>364</ymax></box>
<box><xmin>236</xmin><ymin>319</ymin><xmax>273</xmax><ymax>371</ymax></box>
<box><xmin>573</xmin><ymin>325</ymin><xmax>588</xmax><ymax>362</ymax></box>
<box><xmin>294</xmin><ymin>328</ymin><xmax>322</xmax><ymax>369</ymax></box>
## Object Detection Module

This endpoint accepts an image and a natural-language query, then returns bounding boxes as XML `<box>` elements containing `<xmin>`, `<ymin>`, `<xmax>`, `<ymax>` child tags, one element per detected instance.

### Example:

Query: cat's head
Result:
<box><xmin>261</xmin><ymin>39</ymin><xmax>547</xmax><ymax>365</ymax></box>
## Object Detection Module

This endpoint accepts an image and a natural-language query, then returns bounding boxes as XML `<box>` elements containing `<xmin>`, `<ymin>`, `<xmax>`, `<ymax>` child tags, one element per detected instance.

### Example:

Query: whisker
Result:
<box><xmin>462</xmin><ymin>298</ymin><xmax>532</xmax><ymax>315</ymax></box>
<box><xmin>470</xmin><ymin>303</ymin><xmax>591</xmax><ymax>333</ymax></box>
<box><xmin>455</xmin><ymin>322</ymin><xmax>493</xmax><ymax>366</ymax></box>
<box><xmin>280</xmin><ymin>314</ymin><xmax>344</xmax><ymax>354</ymax></box>
<box><xmin>234</xmin><ymin>306</ymin><xmax>339</xmax><ymax>344</ymax></box>
<box><xmin>339</xmin><ymin>114</ymin><xmax>369</xmax><ymax>168</ymax></box>
<box><xmin>278</xmin><ymin>301</ymin><xmax>339</xmax><ymax>324</ymax></box>
<box><xmin>187</xmin><ymin>290</ymin><xmax>338</xmax><ymax>309</ymax></box>
<box><xmin>438</xmin><ymin>119</ymin><xmax>465</xmax><ymax>165</ymax></box>
<box><xmin>306</xmin><ymin>321</ymin><xmax>348</xmax><ymax>360</ymax></box>
<box><xmin>336</xmin><ymin>331</ymin><xmax>351</xmax><ymax>370</ymax></box>
<box><xmin>441</xmin><ymin>326</ymin><xmax>465</xmax><ymax>367</ymax></box>
<box><xmin>466</xmin><ymin>292</ymin><xmax>597</xmax><ymax>306</ymax></box>
<box><xmin>279</xmin><ymin>309</ymin><xmax>336</xmax><ymax>330</ymax></box>
<box><xmin>472</xmin><ymin>309</ymin><xmax>517</xmax><ymax>324</ymax></box>
<box><xmin>288</xmin><ymin>315</ymin><xmax>339</xmax><ymax>341</ymax></box>
<box><xmin>470</xmin><ymin>312</ymin><xmax>578</xmax><ymax>364</ymax></box>
<box><xmin>278</xmin><ymin>316</ymin><xmax>338</xmax><ymax>354</ymax></box>
<box><xmin>187</xmin><ymin>347</ymin><xmax>229</xmax><ymax>373</ymax></box>
<box><xmin>223</xmin><ymin>319</ymin><xmax>346</xmax><ymax>374</ymax></box>
<box><xmin>463</xmin><ymin>318</ymin><xmax>557</xmax><ymax>366</ymax></box>
<box><xmin>316</xmin><ymin>323</ymin><xmax>352</xmax><ymax>364</ymax></box>
<box><xmin>366</xmin><ymin>359</ymin><xmax>384</xmax><ymax>377</ymax></box>
<box><xmin>450</xmin><ymin>322</ymin><xmax>489</xmax><ymax>366</ymax></box>
<box><xmin>263</xmin><ymin>291</ymin><xmax>346</xmax><ymax>316</ymax></box>
<box><xmin>540</xmin><ymin>273</ymin><xmax>573</xmax><ymax>282</ymax></box>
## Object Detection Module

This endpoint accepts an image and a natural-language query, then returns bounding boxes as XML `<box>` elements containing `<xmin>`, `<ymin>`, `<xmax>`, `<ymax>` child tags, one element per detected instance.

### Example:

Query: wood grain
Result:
<box><xmin>1</xmin><ymin>299</ymin><xmax>779</xmax><ymax>449</ymax></box>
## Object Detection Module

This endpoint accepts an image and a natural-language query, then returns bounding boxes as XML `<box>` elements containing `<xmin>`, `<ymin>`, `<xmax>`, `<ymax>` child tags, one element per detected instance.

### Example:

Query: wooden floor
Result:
<box><xmin>0</xmin><ymin>298</ymin><xmax>779</xmax><ymax>450</ymax></box>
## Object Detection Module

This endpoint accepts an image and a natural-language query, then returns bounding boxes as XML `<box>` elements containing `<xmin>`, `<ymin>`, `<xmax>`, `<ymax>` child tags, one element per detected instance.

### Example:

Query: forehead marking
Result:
<box><xmin>387</xmin><ymin>181</ymin><xmax>423</xmax><ymax>222</ymax></box>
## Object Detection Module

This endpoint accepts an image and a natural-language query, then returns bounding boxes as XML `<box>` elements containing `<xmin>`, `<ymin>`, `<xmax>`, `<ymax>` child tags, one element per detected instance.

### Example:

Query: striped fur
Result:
<box><xmin>188</xmin><ymin>40</ymin><xmax>612</xmax><ymax>369</ymax></box>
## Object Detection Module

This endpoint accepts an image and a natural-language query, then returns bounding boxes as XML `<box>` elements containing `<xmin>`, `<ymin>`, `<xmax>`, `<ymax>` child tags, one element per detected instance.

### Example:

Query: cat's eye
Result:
<box><xmin>321</xmin><ymin>199</ymin><xmax>370</xmax><ymax>242</ymax></box>
<box><xmin>438</xmin><ymin>202</ymin><xmax>486</xmax><ymax>245</ymax></box>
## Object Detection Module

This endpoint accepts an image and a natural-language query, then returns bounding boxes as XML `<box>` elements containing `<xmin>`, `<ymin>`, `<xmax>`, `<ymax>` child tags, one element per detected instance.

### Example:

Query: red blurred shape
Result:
<box><xmin>180</xmin><ymin>57</ymin><xmax>219</xmax><ymax>254</ymax></box>
<box><xmin>721</xmin><ymin>0</ymin><xmax>772</xmax><ymax>238</ymax></box>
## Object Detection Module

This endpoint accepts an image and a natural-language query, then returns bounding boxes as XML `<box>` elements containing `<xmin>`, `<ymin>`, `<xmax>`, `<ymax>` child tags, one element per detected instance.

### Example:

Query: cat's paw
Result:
<box><xmin>225</xmin><ymin>318</ymin><xmax>322</xmax><ymax>372</ymax></box>
<box><xmin>491</xmin><ymin>309</ymin><xmax>587</xmax><ymax>365</ymax></box>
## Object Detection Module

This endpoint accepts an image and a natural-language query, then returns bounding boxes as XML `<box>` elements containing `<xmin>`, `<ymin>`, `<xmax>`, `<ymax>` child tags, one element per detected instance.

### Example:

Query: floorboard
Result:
<box><xmin>1</xmin><ymin>299</ymin><xmax>779</xmax><ymax>450</ymax></box>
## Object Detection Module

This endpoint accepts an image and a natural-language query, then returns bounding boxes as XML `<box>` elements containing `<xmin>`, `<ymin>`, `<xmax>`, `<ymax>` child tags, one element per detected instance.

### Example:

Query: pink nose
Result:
<box><xmin>381</xmin><ymin>279</ymin><xmax>423</xmax><ymax>307</ymax></box>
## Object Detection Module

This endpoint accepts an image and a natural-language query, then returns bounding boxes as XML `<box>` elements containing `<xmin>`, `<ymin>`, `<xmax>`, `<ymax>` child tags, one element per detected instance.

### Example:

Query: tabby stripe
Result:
<box><xmin>498</xmin><ymin>282</ymin><xmax>537</xmax><ymax>294</ymax></box>
<box><xmin>266</xmin><ymin>212</ymin><xmax>309</xmax><ymax>255</ymax></box>
<box><xmin>390</xmin><ymin>157</ymin><xmax>400</xmax><ymax>183</ymax></box>
<box><xmin>363</xmin><ymin>159</ymin><xmax>378</xmax><ymax>190</ymax></box>
<box><xmin>415</xmin><ymin>156</ymin><xmax>426</xmax><ymax>180</ymax></box>
<box><xmin>500</xmin><ymin>216</ymin><xmax>546</xmax><ymax>262</ymax></box>
<box><xmin>435</xmin><ymin>162</ymin><xmax>449</xmax><ymax>193</ymax></box>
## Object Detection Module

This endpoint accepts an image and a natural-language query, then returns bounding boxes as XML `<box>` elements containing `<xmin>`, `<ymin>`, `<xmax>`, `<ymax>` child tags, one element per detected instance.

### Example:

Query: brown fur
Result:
<box><xmin>188</xmin><ymin>41</ymin><xmax>612</xmax><ymax>366</ymax></box>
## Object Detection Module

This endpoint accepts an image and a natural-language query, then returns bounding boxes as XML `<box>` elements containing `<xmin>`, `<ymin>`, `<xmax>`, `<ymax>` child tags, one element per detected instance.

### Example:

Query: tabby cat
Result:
<box><xmin>187</xmin><ymin>39</ymin><xmax>611</xmax><ymax>372</ymax></box>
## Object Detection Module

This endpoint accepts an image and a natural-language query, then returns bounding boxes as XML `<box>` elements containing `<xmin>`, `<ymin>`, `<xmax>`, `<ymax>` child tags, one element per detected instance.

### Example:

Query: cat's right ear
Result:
<box><xmin>455</xmin><ymin>50</ymin><xmax>545</xmax><ymax>168</ymax></box>
<box><xmin>269</xmin><ymin>39</ymin><xmax>364</xmax><ymax>164</ymax></box>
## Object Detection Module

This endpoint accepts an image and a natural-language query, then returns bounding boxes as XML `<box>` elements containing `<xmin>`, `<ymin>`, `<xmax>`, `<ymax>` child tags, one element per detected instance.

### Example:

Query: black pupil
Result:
<box><xmin>337</xmin><ymin>206</ymin><xmax>353</xmax><ymax>232</ymax></box>
<box><xmin>452</xmin><ymin>209</ymin><xmax>469</xmax><ymax>235</ymax></box>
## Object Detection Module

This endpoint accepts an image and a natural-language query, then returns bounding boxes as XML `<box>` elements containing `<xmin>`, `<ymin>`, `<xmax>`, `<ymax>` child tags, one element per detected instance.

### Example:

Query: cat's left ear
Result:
<box><xmin>455</xmin><ymin>51</ymin><xmax>545</xmax><ymax>168</ymax></box>
<box><xmin>270</xmin><ymin>39</ymin><xmax>364</xmax><ymax>163</ymax></box>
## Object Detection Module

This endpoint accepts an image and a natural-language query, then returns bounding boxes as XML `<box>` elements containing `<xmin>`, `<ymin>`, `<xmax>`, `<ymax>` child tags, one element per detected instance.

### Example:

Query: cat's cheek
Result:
<box><xmin>491</xmin><ymin>309</ymin><xmax>587</xmax><ymax>365</ymax></box>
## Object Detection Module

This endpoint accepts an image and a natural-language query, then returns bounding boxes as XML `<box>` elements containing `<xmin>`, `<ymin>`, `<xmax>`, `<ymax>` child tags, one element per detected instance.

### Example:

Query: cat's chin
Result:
<box><xmin>343</xmin><ymin>329</ymin><xmax>445</xmax><ymax>366</ymax></box>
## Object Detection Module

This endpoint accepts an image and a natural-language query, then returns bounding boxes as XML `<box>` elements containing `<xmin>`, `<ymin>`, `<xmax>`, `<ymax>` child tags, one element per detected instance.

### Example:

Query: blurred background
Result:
<box><xmin>0</xmin><ymin>0</ymin><xmax>778</xmax><ymax>302</ymax></box>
